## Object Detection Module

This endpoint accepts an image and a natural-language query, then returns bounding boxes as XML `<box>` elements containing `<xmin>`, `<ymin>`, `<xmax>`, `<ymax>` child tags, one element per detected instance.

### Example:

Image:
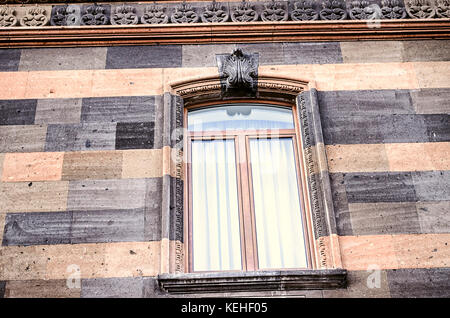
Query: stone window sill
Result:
<box><xmin>158</xmin><ymin>269</ymin><xmax>347</xmax><ymax>294</ymax></box>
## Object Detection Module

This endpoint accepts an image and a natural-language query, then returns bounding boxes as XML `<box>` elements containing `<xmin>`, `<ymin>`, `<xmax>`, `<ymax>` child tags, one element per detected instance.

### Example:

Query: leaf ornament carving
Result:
<box><xmin>319</xmin><ymin>0</ymin><xmax>348</xmax><ymax>20</ymax></box>
<box><xmin>291</xmin><ymin>0</ymin><xmax>319</xmax><ymax>21</ymax></box>
<box><xmin>20</xmin><ymin>7</ymin><xmax>48</xmax><ymax>26</ymax></box>
<box><xmin>349</xmin><ymin>0</ymin><xmax>382</xmax><ymax>20</ymax></box>
<box><xmin>436</xmin><ymin>0</ymin><xmax>450</xmax><ymax>18</ymax></box>
<box><xmin>405</xmin><ymin>0</ymin><xmax>436</xmax><ymax>18</ymax></box>
<box><xmin>261</xmin><ymin>0</ymin><xmax>288</xmax><ymax>21</ymax></box>
<box><xmin>81</xmin><ymin>5</ymin><xmax>109</xmax><ymax>26</ymax></box>
<box><xmin>231</xmin><ymin>0</ymin><xmax>259</xmax><ymax>22</ymax></box>
<box><xmin>0</xmin><ymin>6</ymin><xmax>17</xmax><ymax>27</ymax></box>
<box><xmin>201</xmin><ymin>0</ymin><xmax>229</xmax><ymax>23</ymax></box>
<box><xmin>141</xmin><ymin>5</ymin><xmax>169</xmax><ymax>24</ymax></box>
<box><xmin>171</xmin><ymin>2</ymin><xmax>200</xmax><ymax>24</ymax></box>
<box><xmin>111</xmin><ymin>4</ymin><xmax>139</xmax><ymax>25</ymax></box>
<box><xmin>380</xmin><ymin>0</ymin><xmax>407</xmax><ymax>19</ymax></box>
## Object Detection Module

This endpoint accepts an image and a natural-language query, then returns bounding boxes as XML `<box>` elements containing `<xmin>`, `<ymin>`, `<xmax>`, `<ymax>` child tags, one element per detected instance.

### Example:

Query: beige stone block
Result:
<box><xmin>414</xmin><ymin>62</ymin><xmax>450</xmax><ymax>89</ymax></box>
<box><xmin>386</xmin><ymin>142</ymin><xmax>450</xmax><ymax>171</ymax></box>
<box><xmin>92</xmin><ymin>69</ymin><xmax>163</xmax><ymax>97</ymax></box>
<box><xmin>4</xmin><ymin>279</ymin><xmax>81</xmax><ymax>298</ymax></box>
<box><xmin>326</xmin><ymin>144</ymin><xmax>389</xmax><ymax>173</ymax></box>
<box><xmin>0</xmin><ymin>72</ymin><xmax>28</xmax><ymax>99</ymax></box>
<box><xmin>0</xmin><ymin>153</ymin><xmax>5</xmax><ymax>180</ymax></box>
<box><xmin>62</xmin><ymin>150</ymin><xmax>123</xmax><ymax>181</ymax></box>
<box><xmin>2</xmin><ymin>152</ymin><xmax>64</xmax><ymax>182</ymax></box>
<box><xmin>0</xmin><ymin>241</ymin><xmax>160</xmax><ymax>280</ymax></box>
<box><xmin>122</xmin><ymin>149</ymin><xmax>162</xmax><ymax>179</ymax></box>
<box><xmin>26</xmin><ymin>70</ymin><xmax>93</xmax><ymax>99</ymax></box>
<box><xmin>339</xmin><ymin>235</ymin><xmax>399</xmax><ymax>270</ymax></box>
<box><xmin>0</xmin><ymin>181</ymin><xmax>69</xmax><ymax>213</ymax></box>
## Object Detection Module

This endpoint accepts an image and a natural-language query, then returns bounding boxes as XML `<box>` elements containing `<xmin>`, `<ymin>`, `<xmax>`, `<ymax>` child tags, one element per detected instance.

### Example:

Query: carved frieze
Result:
<box><xmin>201</xmin><ymin>0</ymin><xmax>229</xmax><ymax>23</ymax></box>
<box><xmin>0</xmin><ymin>6</ymin><xmax>17</xmax><ymax>27</ymax></box>
<box><xmin>319</xmin><ymin>0</ymin><xmax>348</xmax><ymax>20</ymax></box>
<box><xmin>261</xmin><ymin>0</ymin><xmax>288</xmax><ymax>21</ymax></box>
<box><xmin>141</xmin><ymin>5</ymin><xmax>169</xmax><ymax>24</ymax></box>
<box><xmin>111</xmin><ymin>4</ymin><xmax>139</xmax><ymax>25</ymax></box>
<box><xmin>171</xmin><ymin>2</ymin><xmax>200</xmax><ymax>24</ymax></box>
<box><xmin>216</xmin><ymin>48</ymin><xmax>259</xmax><ymax>97</ymax></box>
<box><xmin>290</xmin><ymin>0</ymin><xmax>320</xmax><ymax>21</ymax></box>
<box><xmin>230</xmin><ymin>0</ymin><xmax>259</xmax><ymax>22</ymax></box>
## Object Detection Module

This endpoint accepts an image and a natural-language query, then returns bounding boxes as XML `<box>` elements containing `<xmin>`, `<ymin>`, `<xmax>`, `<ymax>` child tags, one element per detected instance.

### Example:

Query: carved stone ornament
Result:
<box><xmin>50</xmin><ymin>5</ymin><xmax>80</xmax><ymax>26</ymax></box>
<box><xmin>436</xmin><ymin>0</ymin><xmax>450</xmax><ymax>18</ymax></box>
<box><xmin>19</xmin><ymin>7</ymin><xmax>48</xmax><ymax>27</ymax></box>
<box><xmin>290</xmin><ymin>0</ymin><xmax>319</xmax><ymax>21</ymax></box>
<box><xmin>81</xmin><ymin>5</ymin><xmax>109</xmax><ymax>26</ymax></box>
<box><xmin>201</xmin><ymin>0</ymin><xmax>229</xmax><ymax>23</ymax></box>
<box><xmin>0</xmin><ymin>6</ymin><xmax>17</xmax><ymax>27</ymax></box>
<box><xmin>380</xmin><ymin>0</ymin><xmax>407</xmax><ymax>18</ymax></box>
<box><xmin>216</xmin><ymin>48</ymin><xmax>259</xmax><ymax>97</ymax></box>
<box><xmin>230</xmin><ymin>0</ymin><xmax>259</xmax><ymax>22</ymax></box>
<box><xmin>141</xmin><ymin>4</ymin><xmax>169</xmax><ymax>24</ymax></box>
<box><xmin>170</xmin><ymin>2</ymin><xmax>200</xmax><ymax>24</ymax></box>
<box><xmin>261</xmin><ymin>0</ymin><xmax>288</xmax><ymax>21</ymax></box>
<box><xmin>405</xmin><ymin>0</ymin><xmax>436</xmax><ymax>18</ymax></box>
<box><xmin>319</xmin><ymin>0</ymin><xmax>348</xmax><ymax>20</ymax></box>
<box><xmin>348</xmin><ymin>0</ymin><xmax>383</xmax><ymax>20</ymax></box>
<box><xmin>111</xmin><ymin>4</ymin><xmax>139</xmax><ymax>25</ymax></box>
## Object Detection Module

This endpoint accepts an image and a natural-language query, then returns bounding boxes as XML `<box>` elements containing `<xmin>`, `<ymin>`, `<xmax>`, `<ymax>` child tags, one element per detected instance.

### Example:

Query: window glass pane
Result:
<box><xmin>249</xmin><ymin>137</ymin><xmax>308</xmax><ymax>269</ymax></box>
<box><xmin>191</xmin><ymin>139</ymin><xmax>242</xmax><ymax>271</ymax></box>
<box><xmin>188</xmin><ymin>104</ymin><xmax>294</xmax><ymax>131</ymax></box>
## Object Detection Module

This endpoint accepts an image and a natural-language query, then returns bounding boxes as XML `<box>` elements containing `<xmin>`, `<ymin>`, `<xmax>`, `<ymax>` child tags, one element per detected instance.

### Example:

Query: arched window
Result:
<box><xmin>185</xmin><ymin>101</ymin><xmax>312</xmax><ymax>272</ymax></box>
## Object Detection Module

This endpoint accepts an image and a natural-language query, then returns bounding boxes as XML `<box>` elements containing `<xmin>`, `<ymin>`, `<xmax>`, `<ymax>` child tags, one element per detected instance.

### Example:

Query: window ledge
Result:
<box><xmin>158</xmin><ymin>269</ymin><xmax>347</xmax><ymax>294</ymax></box>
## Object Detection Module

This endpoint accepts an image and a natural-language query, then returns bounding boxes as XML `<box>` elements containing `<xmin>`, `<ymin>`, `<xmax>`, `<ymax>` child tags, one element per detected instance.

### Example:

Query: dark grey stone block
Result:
<box><xmin>19</xmin><ymin>47</ymin><xmax>107</xmax><ymax>71</ymax></box>
<box><xmin>0</xmin><ymin>99</ymin><xmax>37</xmax><ymax>126</ymax></box>
<box><xmin>318</xmin><ymin>90</ymin><xmax>414</xmax><ymax>117</ymax></box>
<box><xmin>144</xmin><ymin>178</ymin><xmax>162</xmax><ymax>241</ymax></box>
<box><xmin>416</xmin><ymin>201</ymin><xmax>450</xmax><ymax>234</ymax></box>
<box><xmin>106</xmin><ymin>45</ymin><xmax>182</xmax><ymax>69</ymax></box>
<box><xmin>322</xmin><ymin>114</ymin><xmax>428</xmax><ymax>145</ymax></box>
<box><xmin>115</xmin><ymin>122</ymin><xmax>154</xmax><ymax>150</ymax></box>
<box><xmin>81</xmin><ymin>96</ymin><xmax>155</xmax><ymax>123</ymax></box>
<box><xmin>237</xmin><ymin>43</ymin><xmax>285</xmax><ymax>65</ymax></box>
<box><xmin>347</xmin><ymin>202</ymin><xmax>421</xmax><ymax>235</ymax></box>
<box><xmin>45</xmin><ymin>122</ymin><xmax>116</xmax><ymax>152</ymax></box>
<box><xmin>329</xmin><ymin>173</ymin><xmax>353</xmax><ymax>236</ymax></box>
<box><xmin>387</xmin><ymin>268</ymin><xmax>450</xmax><ymax>298</ymax></box>
<box><xmin>424</xmin><ymin>114</ymin><xmax>450</xmax><ymax>142</ymax></box>
<box><xmin>412</xmin><ymin>170</ymin><xmax>450</xmax><ymax>202</ymax></box>
<box><xmin>0</xmin><ymin>49</ymin><xmax>21</xmax><ymax>71</ymax></box>
<box><xmin>342</xmin><ymin>172</ymin><xmax>417</xmax><ymax>203</ymax></box>
<box><xmin>403</xmin><ymin>40</ymin><xmax>450</xmax><ymax>62</ymax></box>
<box><xmin>282</xmin><ymin>42</ymin><xmax>343</xmax><ymax>64</ymax></box>
<box><xmin>410</xmin><ymin>88</ymin><xmax>450</xmax><ymax>114</ymax></box>
<box><xmin>81</xmin><ymin>277</ymin><xmax>144</xmax><ymax>298</ymax></box>
<box><xmin>71</xmin><ymin>208</ymin><xmax>146</xmax><ymax>244</ymax></box>
<box><xmin>2</xmin><ymin>212</ymin><xmax>72</xmax><ymax>246</ymax></box>
<box><xmin>0</xmin><ymin>281</ymin><xmax>5</xmax><ymax>298</ymax></box>
<box><xmin>67</xmin><ymin>179</ymin><xmax>149</xmax><ymax>212</ymax></box>
<box><xmin>182</xmin><ymin>44</ymin><xmax>237</xmax><ymax>68</ymax></box>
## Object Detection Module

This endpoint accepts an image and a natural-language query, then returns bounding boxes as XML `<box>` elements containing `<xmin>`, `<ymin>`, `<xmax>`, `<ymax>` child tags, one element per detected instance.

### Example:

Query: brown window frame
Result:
<box><xmin>183</xmin><ymin>99</ymin><xmax>315</xmax><ymax>273</ymax></box>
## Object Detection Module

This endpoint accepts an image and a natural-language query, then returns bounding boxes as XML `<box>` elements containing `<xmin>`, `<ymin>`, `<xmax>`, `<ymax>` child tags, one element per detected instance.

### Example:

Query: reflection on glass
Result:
<box><xmin>191</xmin><ymin>139</ymin><xmax>242</xmax><ymax>271</ymax></box>
<box><xmin>188</xmin><ymin>104</ymin><xmax>294</xmax><ymax>131</ymax></box>
<box><xmin>249</xmin><ymin>138</ymin><xmax>308</xmax><ymax>269</ymax></box>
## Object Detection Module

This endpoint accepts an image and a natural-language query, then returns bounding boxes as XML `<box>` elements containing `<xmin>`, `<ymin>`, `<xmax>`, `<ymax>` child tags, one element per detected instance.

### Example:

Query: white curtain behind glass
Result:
<box><xmin>191</xmin><ymin>139</ymin><xmax>242</xmax><ymax>271</ymax></box>
<box><xmin>249</xmin><ymin>138</ymin><xmax>308</xmax><ymax>269</ymax></box>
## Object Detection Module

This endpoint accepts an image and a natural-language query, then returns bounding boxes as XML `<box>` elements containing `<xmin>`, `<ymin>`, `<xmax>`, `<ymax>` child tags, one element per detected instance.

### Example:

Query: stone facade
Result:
<box><xmin>0</xmin><ymin>1</ymin><xmax>449</xmax><ymax>298</ymax></box>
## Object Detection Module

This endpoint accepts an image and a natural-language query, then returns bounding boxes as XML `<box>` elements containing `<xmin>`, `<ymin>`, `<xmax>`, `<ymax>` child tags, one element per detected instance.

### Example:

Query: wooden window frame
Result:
<box><xmin>184</xmin><ymin>99</ymin><xmax>316</xmax><ymax>273</ymax></box>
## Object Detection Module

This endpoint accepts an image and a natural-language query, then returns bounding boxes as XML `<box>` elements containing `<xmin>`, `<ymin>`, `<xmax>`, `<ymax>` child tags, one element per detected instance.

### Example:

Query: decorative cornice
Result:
<box><xmin>158</xmin><ymin>269</ymin><xmax>347</xmax><ymax>293</ymax></box>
